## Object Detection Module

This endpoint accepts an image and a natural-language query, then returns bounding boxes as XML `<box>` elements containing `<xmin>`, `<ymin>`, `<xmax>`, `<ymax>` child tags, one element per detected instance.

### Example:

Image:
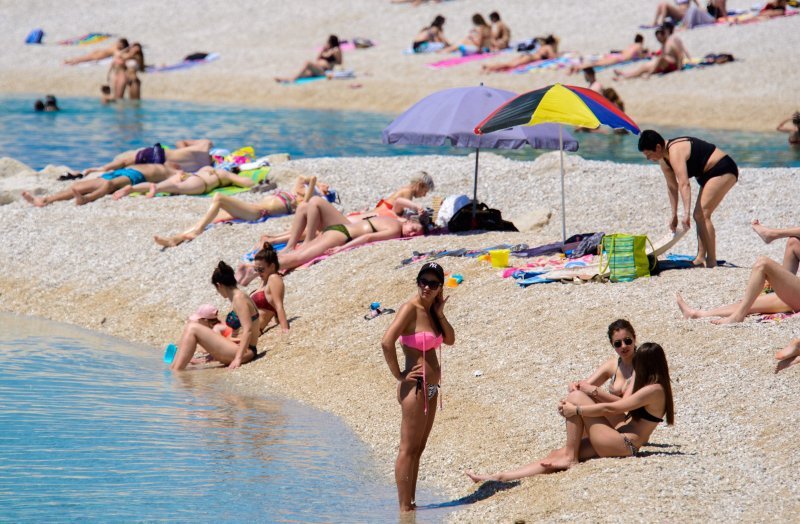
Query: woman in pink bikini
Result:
<box><xmin>381</xmin><ymin>262</ymin><xmax>455</xmax><ymax>513</ymax></box>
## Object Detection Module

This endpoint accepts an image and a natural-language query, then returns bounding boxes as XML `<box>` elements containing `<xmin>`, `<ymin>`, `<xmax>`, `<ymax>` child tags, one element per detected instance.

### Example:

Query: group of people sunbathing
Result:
<box><xmin>410</xmin><ymin>12</ymin><xmax>510</xmax><ymax>54</ymax></box>
<box><xmin>64</xmin><ymin>37</ymin><xmax>144</xmax><ymax>102</ymax></box>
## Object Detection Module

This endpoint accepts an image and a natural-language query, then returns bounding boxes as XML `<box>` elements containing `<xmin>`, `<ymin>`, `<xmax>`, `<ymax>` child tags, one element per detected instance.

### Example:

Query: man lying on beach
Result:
<box><xmin>481</xmin><ymin>34</ymin><xmax>559</xmax><ymax>73</ymax></box>
<box><xmin>112</xmin><ymin>165</ymin><xmax>257</xmax><ymax>199</ymax></box>
<box><xmin>568</xmin><ymin>34</ymin><xmax>648</xmax><ymax>74</ymax></box>
<box><xmin>81</xmin><ymin>139</ymin><xmax>214</xmax><ymax>176</ymax></box>
<box><xmin>64</xmin><ymin>37</ymin><xmax>128</xmax><ymax>65</ymax></box>
<box><xmin>22</xmin><ymin>164</ymin><xmax>177</xmax><ymax>207</ymax></box>
<box><xmin>614</xmin><ymin>23</ymin><xmax>688</xmax><ymax>80</ymax></box>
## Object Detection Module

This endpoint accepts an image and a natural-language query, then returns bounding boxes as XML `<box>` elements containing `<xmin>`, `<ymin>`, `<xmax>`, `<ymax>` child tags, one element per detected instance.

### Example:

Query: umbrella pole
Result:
<box><xmin>559</xmin><ymin>124</ymin><xmax>566</xmax><ymax>244</ymax></box>
<box><xmin>472</xmin><ymin>147</ymin><xmax>479</xmax><ymax>222</ymax></box>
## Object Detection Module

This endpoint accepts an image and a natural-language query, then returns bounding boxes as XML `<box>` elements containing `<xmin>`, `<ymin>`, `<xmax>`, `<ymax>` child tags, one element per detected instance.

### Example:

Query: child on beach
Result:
<box><xmin>637</xmin><ymin>129</ymin><xmax>738</xmax><ymax>268</ymax></box>
<box><xmin>466</xmin><ymin>343</ymin><xmax>674</xmax><ymax>483</ymax></box>
<box><xmin>381</xmin><ymin>262</ymin><xmax>455</xmax><ymax>512</ymax></box>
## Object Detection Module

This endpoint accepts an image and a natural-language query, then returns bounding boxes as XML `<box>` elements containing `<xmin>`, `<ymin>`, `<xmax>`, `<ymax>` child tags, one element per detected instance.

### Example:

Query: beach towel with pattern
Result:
<box><xmin>58</xmin><ymin>33</ymin><xmax>112</xmax><ymax>46</ymax></box>
<box><xmin>146</xmin><ymin>53</ymin><xmax>220</xmax><ymax>73</ymax></box>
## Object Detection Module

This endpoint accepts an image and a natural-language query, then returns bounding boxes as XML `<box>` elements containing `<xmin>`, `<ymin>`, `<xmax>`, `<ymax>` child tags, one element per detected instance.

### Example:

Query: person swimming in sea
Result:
<box><xmin>381</xmin><ymin>262</ymin><xmax>455</xmax><ymax>512</ymax></box>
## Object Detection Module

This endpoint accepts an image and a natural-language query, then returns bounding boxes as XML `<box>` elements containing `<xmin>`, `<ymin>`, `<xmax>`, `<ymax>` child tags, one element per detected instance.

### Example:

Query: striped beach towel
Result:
<box><xmin>58</xmin><ymin>32</ymin><xmax>112</xmax><ymax>46</ymax></box>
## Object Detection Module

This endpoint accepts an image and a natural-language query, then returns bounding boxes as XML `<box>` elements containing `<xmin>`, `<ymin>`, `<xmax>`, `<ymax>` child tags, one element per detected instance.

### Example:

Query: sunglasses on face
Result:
<box><xmin>612</xmin><ymin>337</ymin><xmax>633</xmax><ymax>348</ymax></box>
<box><xmin>417</xmin><ymin>277</ymin><xmax>442</xmax><ymax>290</ymax></box>
<box><xmin>254</xmin><ymin>266</ymin><xmax>267</xmax><ymax>273</ymax></box>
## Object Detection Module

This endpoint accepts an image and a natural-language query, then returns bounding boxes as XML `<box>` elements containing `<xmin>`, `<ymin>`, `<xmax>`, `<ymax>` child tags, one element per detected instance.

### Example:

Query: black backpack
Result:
<box><xmin>447</xmin><ymin>201</ymin><xmax>518</xmax><ymax>232</ymax></box>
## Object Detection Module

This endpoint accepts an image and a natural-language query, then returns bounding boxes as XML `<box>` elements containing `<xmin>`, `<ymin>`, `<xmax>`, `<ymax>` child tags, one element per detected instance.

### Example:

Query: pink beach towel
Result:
<box><xmin>426</xmin><ymin>51</ymin><xmax>499</xmax><ymax>70</ymax></box>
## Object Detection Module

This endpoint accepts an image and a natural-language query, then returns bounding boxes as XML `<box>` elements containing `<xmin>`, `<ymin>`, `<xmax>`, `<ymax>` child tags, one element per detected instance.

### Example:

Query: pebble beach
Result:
<box><xmin>2</xmin><ymin>0</ymin><xmax>800</xmax><ymax>521</ymax></box>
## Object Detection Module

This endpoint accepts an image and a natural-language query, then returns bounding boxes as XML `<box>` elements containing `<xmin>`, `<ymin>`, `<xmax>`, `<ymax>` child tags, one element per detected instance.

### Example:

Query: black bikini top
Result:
<box><xmin>629</xmin><ymin>406</ymin><xmax>664</xmax><ymax>423</ymax></box>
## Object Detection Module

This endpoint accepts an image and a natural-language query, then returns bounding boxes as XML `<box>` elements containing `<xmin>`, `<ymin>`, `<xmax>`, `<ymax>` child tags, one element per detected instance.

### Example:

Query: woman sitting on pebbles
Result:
<box><xmin>569</xmin><ymin>319</ymin><xmax>637</xmax><ymax>426</ymax></box>
<box><xmin>381</xmin><ymin>262</ymin><xmax>455</xmax><ymax>512</ymax></box>
<box><xmin>466</xmin><ymin>342</ymin><xmax>674</xmax><ymax>483</ymax></box>
<box><xmin>113</xmin><ymin>166</ymin><xmax>257</xmax><ymax>199</ymax></box>
<box><xmin>153</xmin><ymin>176</ymin><xmax>320</xmax><ymax>248</ymax></box>
<box><xmin>170</xmin><ymin>261</ymin><xmax>260</xmax><ymax>371</ymax></box>
<box><xmin>250</xmin><ymin>243</ymin><xmax>289</xmax><ymax>333</ymax></box>
<box><xmin>275</xmin><ymin>35</ymin><xmax>342</xmax><ymax>83</ymax></box>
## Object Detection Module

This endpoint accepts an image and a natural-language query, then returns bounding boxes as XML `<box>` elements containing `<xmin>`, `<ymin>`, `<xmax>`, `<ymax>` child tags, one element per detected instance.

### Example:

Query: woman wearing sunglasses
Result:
<box><xmin>381</xmin><ymin>262</ymin><xmax>455</xmax><ymax>513</ymax></box>
<box><xmin>250</xmin><ymin>243</ymin><xmax>289</xmax><ymax>334</ymax></box>
<box><xmin>466</xmin><ymin>342</ymin><xmax>674</xmax><ymax>483</ymax></box>
<box><xmin>569</xmin><ymin>319</ymin><xmax>637</xmax><ymax>426</ymax></box>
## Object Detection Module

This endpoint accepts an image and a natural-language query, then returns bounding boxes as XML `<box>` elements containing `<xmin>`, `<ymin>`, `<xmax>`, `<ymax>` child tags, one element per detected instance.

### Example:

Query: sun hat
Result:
<box><xmin>189</xmin><ymin>304</ymin><xmax>219</xmax><ymax>321</ymax></box>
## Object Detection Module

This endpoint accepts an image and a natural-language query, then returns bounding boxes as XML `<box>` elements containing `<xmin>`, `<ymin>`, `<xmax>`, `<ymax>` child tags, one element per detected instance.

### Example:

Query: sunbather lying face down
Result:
<box><xmin>153</xmin><ymin>176</ymin><xmax>326</xmax><ymax>249</ymax></box>
<box><xmin>22</xmin><ymin>164</ymin><xmax>177</xmax><ymax>207</ymax></box>
<box><xmin>277</xmin><ymin>215</ymin><xmax>424</xmax><ymax>271</ymax></box>
<box><xmin>82</xmin><ymin>139</ymin><xmax>214</xmax><ymax>176</ymax></box>
<box><xmin>113</xmin><ymin>166</ymin><xmax>257</xmax><ymax>199</ymax></box>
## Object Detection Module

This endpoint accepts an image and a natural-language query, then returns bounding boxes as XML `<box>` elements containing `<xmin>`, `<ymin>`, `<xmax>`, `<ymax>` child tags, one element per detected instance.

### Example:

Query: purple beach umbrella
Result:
<box><xmin>382</xmin><ymin>85</ymin><xmax>578</xmax><ymax>221</ymax></box>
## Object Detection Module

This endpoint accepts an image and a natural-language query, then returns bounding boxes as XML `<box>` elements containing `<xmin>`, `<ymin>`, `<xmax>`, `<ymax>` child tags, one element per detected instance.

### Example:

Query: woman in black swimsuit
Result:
<box><xmin>275</xmin><ymin>34</ymin><xmax>342</xmax><ymax>83</ymax></box>
<box><xmin>412</xmin><ymin>15</ymin><xmax>449</xmax><ymax>52</ymax></box>
<box><xmin>638</xmin><ymin>129</ymin><xmax>738</xmax><ymax>268</ymax></box>
<box><xmin>170</xmin><ymin>261</ymin><xmax>260</xmax><ymax>371</ymax></box>
<box><xmin>466</xmin><ymin>343</ymin><xmax>674</xmax><ymax>482</ymax></box>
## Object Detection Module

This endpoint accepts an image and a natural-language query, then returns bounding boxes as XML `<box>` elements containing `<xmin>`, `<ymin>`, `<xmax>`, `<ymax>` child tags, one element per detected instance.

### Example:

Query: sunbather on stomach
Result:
<box><xmin>481</xmin><ymin>35</ymin><xmax>559</xmax><ymax>73</ymax></box>
<box><xmin>113</xmin><ymin>166</ymin><xmax>257</xmax><ymax>199</ymax></box>
<box><xmin>153</xmin><ymin>176</ymin><xmax>320</xmax><ymax>249</ymax></box>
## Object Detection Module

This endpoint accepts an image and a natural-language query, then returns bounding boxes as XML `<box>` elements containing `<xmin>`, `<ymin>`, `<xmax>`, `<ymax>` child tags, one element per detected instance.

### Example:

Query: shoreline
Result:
<box><xmin>2</xmin><ymin>153</ymin><xmax>800</xmax><ymax>521</ymax></box>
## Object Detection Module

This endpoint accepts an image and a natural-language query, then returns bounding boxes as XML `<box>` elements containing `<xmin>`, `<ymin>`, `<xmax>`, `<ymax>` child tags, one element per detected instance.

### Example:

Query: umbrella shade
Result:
<box><xmin>474</xmin><ymin>83</ymin><xmax>640</xmax><ymax>136</ymax></box>
<box><xmin>382</xmin><ymin>85</ymin><xmax>579</xmax><ymax>151</ymax></box>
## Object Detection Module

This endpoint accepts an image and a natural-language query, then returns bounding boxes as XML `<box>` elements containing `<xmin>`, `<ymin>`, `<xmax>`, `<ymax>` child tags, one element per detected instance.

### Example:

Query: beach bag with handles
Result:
<box><xmin>599</xmin><ymin>234</ymin><xmax>656</xmax><ymax>282</ymax></box>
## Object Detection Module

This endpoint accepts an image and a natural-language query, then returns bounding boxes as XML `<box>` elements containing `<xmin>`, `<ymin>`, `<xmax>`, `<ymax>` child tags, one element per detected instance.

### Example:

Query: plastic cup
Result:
<box><xmin>163</xmin><ymin>343</ymin><xmax>178</xmax><ymax>364</ymax></box>
<box><xmin>489</xmin><ymin>249</ymin><xmax>510</xmax><ymax>268</ymax></box>
<box><xmin>452</xmin><ymin>274</ymin><xmax>464</xmax><ymax>284</ymax></box>
<box><xmin>445</xmin><ymin>277</ymin><xmax>458</xmax><ymax>288</ymax></box>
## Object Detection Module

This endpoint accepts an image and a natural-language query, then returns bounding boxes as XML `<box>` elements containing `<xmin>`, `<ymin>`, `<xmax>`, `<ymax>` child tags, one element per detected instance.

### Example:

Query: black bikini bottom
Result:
<box><xmin>697</xmin><ymin>155</ymin><xmax>738</xmax><ymax>187</ymax></box>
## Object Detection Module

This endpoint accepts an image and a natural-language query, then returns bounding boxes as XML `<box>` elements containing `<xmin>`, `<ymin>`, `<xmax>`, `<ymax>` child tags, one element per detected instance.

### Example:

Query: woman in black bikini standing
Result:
<box><xmin>569</xmin><ymin>319</ymin><xmax>637</xmax><ymax>428</ymax></box>
<box><xmin>275</xmin><ymin>34</ymin><xmax>342</xmax><ymax>83</ymax></box>
<box><xmin>170</xmin><ymin>261</ymin><xmax>260</xmax><ymax>371</ymax></box>
<box><xmin>250</xmin><ymin>243</ymin><xmax>290</xmax><ymax>333</ymax></box>
<box><xmin>466</xmin><ymin>343</ymin><xmax>674</xmax><ymax>482</ymax></box>
<box><xmin>382</xmin><ymin>262</ymin><xmax>455</xmax><ymax>512</ymax></box>
<box><xmin>638</xmin><ymin>129</ymin><xmax>738</xmax><ymax>268</ymax></box>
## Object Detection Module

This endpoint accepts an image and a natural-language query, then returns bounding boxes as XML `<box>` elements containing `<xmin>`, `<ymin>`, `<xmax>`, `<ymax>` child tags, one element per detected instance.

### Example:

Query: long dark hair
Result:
<box><xmin>417</xmin><ymin>264</ymin><xmax>444</xmax><ymax>335</ymax></box>
<box><xmin>327</xmin><ymin>35</ymin><xmax>340</xmax><ymax>48</ymax></box>
<box><xmin>254</xmin><ymin>242</ymin><xmax>279</xmax><ymax>270</ymax></box>
<box><xmin>632</xmin><ymin>343</ymin><xmax>675</xmax><ymax>425</ymax></box>
<box><xmin>431</xmin><ymin>15</ymin><xmax>445</xmax><ymax>29</ymax></box>
<box><xmin>607</xmin><ymin>319</ymin><xmax>635</xmax><ymax>342</ymax></box>
<box><xmin>211</xmin><ymin>261</ymin><xmax>237</xmax><ymax>288</ymax></box>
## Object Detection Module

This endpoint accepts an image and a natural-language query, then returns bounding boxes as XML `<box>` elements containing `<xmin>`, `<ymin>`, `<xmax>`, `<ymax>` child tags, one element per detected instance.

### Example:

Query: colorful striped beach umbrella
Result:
<box><xmin>475</xmin><ymin>83</ymin><xmax>640</xmax><ymax>242</ymax></box>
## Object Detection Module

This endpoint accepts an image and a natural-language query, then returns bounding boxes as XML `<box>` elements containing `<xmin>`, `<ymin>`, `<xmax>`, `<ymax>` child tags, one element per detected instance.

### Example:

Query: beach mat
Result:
<box><xmin>146</xmin><ymin>53</ymin><xmax>220</xmax><ymax>73</ymax></box>
<box><xmin>286</xmin><ymin>69</ymin><xmax>357</xmax><ymax>85</ymax></box>
<box><xmin>58</xmin><ymin>32</ymin><xmax>112</xmax><ymax>46</ymax></box>
<box><xmin>204</xmin><ymin>166</ymin><xmax>270</xmax><ymax>197</ymax></box>
<box><xmin>426</xmin><ymin>51</ymin><xmax>500</xmax><ymax>70</ymax></box>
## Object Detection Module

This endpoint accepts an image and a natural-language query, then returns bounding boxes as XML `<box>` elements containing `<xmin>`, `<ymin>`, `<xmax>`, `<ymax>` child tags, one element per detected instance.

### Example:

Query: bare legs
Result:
<box><xmin>751</xmin><ymin>221</ymin><xmax>800</xmax><ymax>273</ymax></box>
<box><xmin>170</xmin><ymin>322</ymin><xmax>253</xmax><ymax>371</ymax></box>
<box><xmin>275</xmin><ymin>61</ymin><xmax>327</xmax><ymax>83</ymax></box>
<box><xmin>776</xmin><ymin>338</ymin><xmax>800</xmax><ymax>373</ymax></box>
<box><xmin>22</xmin><ymin>179</ymin><xmax>119</xmax><ymax>207</ymax></box>
<box><xmin>278</xmin><ymin>231</ymin><xmax>345</xmax><ymax>270</ymax></box>
<box><xmin>692</xmin><ymin>175</ymin><xmax>737</xmax><ymax>268</ymax></box>
<box><xmin>395</xmin><ymin>381</ymin><xmax>437</xmax><ymax>512</ymax></box>
<box><xmin>653</xmin><ymin>2</ymin><xmax>688</xmax><ymax>25</ymax></box>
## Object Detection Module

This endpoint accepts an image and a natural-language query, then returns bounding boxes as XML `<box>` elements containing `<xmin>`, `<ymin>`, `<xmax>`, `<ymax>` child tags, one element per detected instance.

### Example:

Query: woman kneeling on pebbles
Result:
<box><xmin>382</xmin><ymin>262</ymin><xmax>455</xmax><ymax>512</ymax></box>
<box><xmin>170</xmin><ymin>261</ymin><xmax>260</xmax><ymax>371</ymax></box>
<box><xmin>466</xmin><ymin>342</ymin><xmax>673</xmax><ymax>483</ymax></box>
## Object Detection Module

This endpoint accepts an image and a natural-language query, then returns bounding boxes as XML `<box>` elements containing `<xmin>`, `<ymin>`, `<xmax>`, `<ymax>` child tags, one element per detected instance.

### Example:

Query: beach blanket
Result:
<box><xmin>205</xmin><ymin>166</ymin><xmax>270</xmax><ymax>197</ymax></box>
<box><xmin>426</xmin><ymin>51</ymin><xmax>500</xmax><ymax>70</ymax></box>
<box><xmin>403</xmin><ymin>42</ymin><xmax>445</xmax><ymax>54</ymax></box>
<box><xmin>757</xmin><ymin>311</ymin><xmax>800</xmax><ymax>323</ymax></box>
<box><xmin>58</xmin><ymin>32</ymin><xmax>112</xmax><ymax>46</ymax></box>
<box><xmin>288</xmin><ymin>69</ymin><xmax>357</xmax><ymax>84</ymax></box>
<box><xmin>146</xmin><ymin>53</ymin><xmax>220</xmax><ymax>73</ymax></box>
<box><xmin>509</xmin><ymin>54</ymin><xmax>576</xmax><ymax>74</ymax></box>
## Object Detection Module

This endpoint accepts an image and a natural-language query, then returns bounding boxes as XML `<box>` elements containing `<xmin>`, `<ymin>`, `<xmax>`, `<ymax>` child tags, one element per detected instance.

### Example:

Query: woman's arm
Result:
<box><xmin>570</xmin><ymin>359</ymin><xmax>612</xmax><ymax>392</ymax></box>
<box><xmin>268</xmin><ymin>275</ymin><xmax>290</xmax><ymax>332</ymax></box>
<box><xmin>777</xmin><ymin>118</ymin><xmax>794</xmax><ymax>133</ymax></box>
<box><xmin>230</xmin><ymin>294</ymin><xmax>254</xmax><ymax>368</ymax></box>
<box><xmin>433</xmin><ymin>291</ymin><xmax>455</xmax><ymax>345</ymax></box>
<box><xmin>392</xmin><ymin>197</ymin><xmax>424</xmax><ymax>216</ymax></box>
<box><xmin>222</xmin><ymin>171</ymin><xmax>257</xmax><ymax>188</ymax></box>
<box><xmin>563</xmin><ymin>384</ymin><xmax>662</xmax><ymax>418</ymax></box>
<box><xmin>667</xmin><ymin>150</ymin><xmax>693</xmax><ymax>230</ymax></box>
<box><xmin>381</xmin><ymin>303</ymin><xmax>415</xmax><ymax>380</ymax></box>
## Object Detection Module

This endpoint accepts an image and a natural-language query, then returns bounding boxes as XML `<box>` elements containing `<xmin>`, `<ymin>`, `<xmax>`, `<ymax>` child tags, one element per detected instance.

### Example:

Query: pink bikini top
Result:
<box><xmin>399</xmin><ymin>331</ymin><xmax>443</xmax><ymax>352</ymax></box>
<box><xmin>399</xmin><ymin>330</ymin><xmax>445</xmax><ymax>414</ymax></box>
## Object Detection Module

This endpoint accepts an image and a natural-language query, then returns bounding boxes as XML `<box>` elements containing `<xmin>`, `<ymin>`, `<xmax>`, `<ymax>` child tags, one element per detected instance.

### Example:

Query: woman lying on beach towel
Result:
<box><xmin>113</xmin><ymin>166</ymin><xmax>257</xmax><ymax>199</ymax></box>
<box><xmin>568</xmin><ymin>34</ymin><xmax>648</xmax><ymax>74</ymax></box>
<box><xmin>466</xmin><ymin>342</ymin><xmax>674</xmax><ymax>483</ymax></box>
<box><xmin>154</xmin><ymin>176</ymin><xmax>320</xmax><ymax>248</ymax></box>
<box><xmin>651</xmin><ymin>0</ymin><xmax>696</xmax><ymax>27</ymax></box>
<box><xmin>676</xmin><ymin>254</ymin><xmax>800</xmax><ymax>324</ymax></box>
<box><xmin>569</xmin><ymin>320</ymin><xmax>638</xmax><ymax>427</ymax></box>
<box><xmin>481</xmin><ymin>34</ymin><xmax>559</xmax><ymax>73</ymax></box>
<box><xmin>277</xmin><ymin>212</ymin><xmax>425</xmax><ymax>271</ymax></box>
<box><xmin>250</xmin><ymin>243</ymin><xmax>290</xmax><ymax>333</ymax></box>
<box><xmin>274</xmin><ymin>34</ymin><xmax>342</xmax><ymax>83</ymax></box>
<box><xmin>22</xmin><ymin>164</ymin><xmax>178</xmax><ymax>207</ymax></box>
<box><xmin>63</xmin><ymin>37</ymin><xmax>128</xmax><ymax>65</ymax></box>
<box><xmin>382</xmin><ymin>262</ymin><xmax>455</xmax><ymax>512</ymax></box>
<box><xmin>412</xmin><ymin>15</ymin><xmax>450</xmax><ymax>52</ymax></box>
<box><xmin>439</xmin><ymin>13</ymin><xmax>491</xmax><ymax>55</ymax></box>
<box><xmin>170</xmin><ymin>261</ymin><xmax>260</xmax><ymax>371</ymax></box>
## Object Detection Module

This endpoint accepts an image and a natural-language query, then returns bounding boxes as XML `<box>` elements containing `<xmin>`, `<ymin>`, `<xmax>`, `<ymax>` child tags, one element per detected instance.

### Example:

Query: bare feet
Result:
<box><xmin>154</xmin><ymin>232</ymin><xmax>196</xmax><ymax>248</ymax></box>
<box><xmin>775</xmin><ymin>355</ymin><xmax>800</xmax><ymax>374</ymax></box>
<box><xmin>538</xmin><ymin>457</ymin><xmax>578</xmax><ymax>471</ymax></box>
<box><xmin>775</xmin><ymin>338</ymin><xmax>800</xmax><ymax>361</ymax></box>
<box><xmin>112</xmin><ymin>185</ymin><xmax>133</xmax><ymax>200</ymax></box>
<box><xmin>710</xmin><ymin>314</ymin><xmax>743</xmax><ymax>325</ymax></box>
<box><xmin>71</xmin><ymin>187</ymin><xmax>87</xmax><ymax>205</ymax></box>
<box><xmin>146</xmin><ymin>183</ymin><xmax>157</xmax><ymax>198</ymax></box>
<box><xmin>751</xmin><ymin>219</ymin><xmax>776</xmax><ymax>244</ymax></box>
<box><xmin>465</xmin><ymin>469</ymin><xmax>495</xmax><ymax>483</ymax></box>
<box><xmin>21</xmin><ymin>191</ymin><xmax>47</xmax><ymax>207</ymax></box>
<box><xmin>676</xmin><ymin>293</ymin><xmax>702</xmax><ymax>319</ymax></box>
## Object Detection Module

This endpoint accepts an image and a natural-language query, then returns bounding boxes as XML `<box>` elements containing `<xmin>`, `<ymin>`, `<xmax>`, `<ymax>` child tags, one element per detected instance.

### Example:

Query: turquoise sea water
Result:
<box><xmin>1</xmin><ymin>95</ymin><xmax>798</xmax><ymax>169</ymax></box>
<box><xmin>0</xmin><ymin>314</ymin><xmax>451</xmax><ymax>522</ymax></box>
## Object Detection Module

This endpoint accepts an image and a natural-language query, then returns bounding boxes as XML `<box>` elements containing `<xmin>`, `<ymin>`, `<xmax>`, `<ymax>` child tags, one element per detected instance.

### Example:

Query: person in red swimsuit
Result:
<box><xmin>614</xmin><ymin>22</ymin><xmax>689</xmax><ymax>80</ymax></box>
<box><xmin>249</xmin><ymin>243</ymin><xmax>289</xmax><ymax>333</ymax></box>
<box><xmin>381</xmin><ymin>262</ymin><xmax>455</xmax><ymax>513</ymax></box>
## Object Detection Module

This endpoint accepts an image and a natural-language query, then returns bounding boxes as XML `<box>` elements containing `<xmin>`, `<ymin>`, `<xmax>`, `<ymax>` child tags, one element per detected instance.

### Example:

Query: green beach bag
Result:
<box><xmin>599</xmin><ymin>234</ymin><xmax>656</xmax><ymax>282</ymax></box>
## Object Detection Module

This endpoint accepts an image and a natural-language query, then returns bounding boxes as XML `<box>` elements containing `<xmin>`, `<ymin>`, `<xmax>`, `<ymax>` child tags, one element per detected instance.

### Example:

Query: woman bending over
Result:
<box><xmin>382</xmin><ymin>262</ymin><xmax>455</xmax><ymax>512</ymax></box>
<box><xmin>466</xmin><ymin>342</ymin><xmax>674</xmax><ymax>482</ymax></box>
<box><xmin>170</xmin><ymin>261</ymin><xmax>260</xmax><ymax>371</ymax></box>
<box><xmin>154</xmin><ymin>176</ymin><xmax>318</xmax><ymax>248</ymax></box>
